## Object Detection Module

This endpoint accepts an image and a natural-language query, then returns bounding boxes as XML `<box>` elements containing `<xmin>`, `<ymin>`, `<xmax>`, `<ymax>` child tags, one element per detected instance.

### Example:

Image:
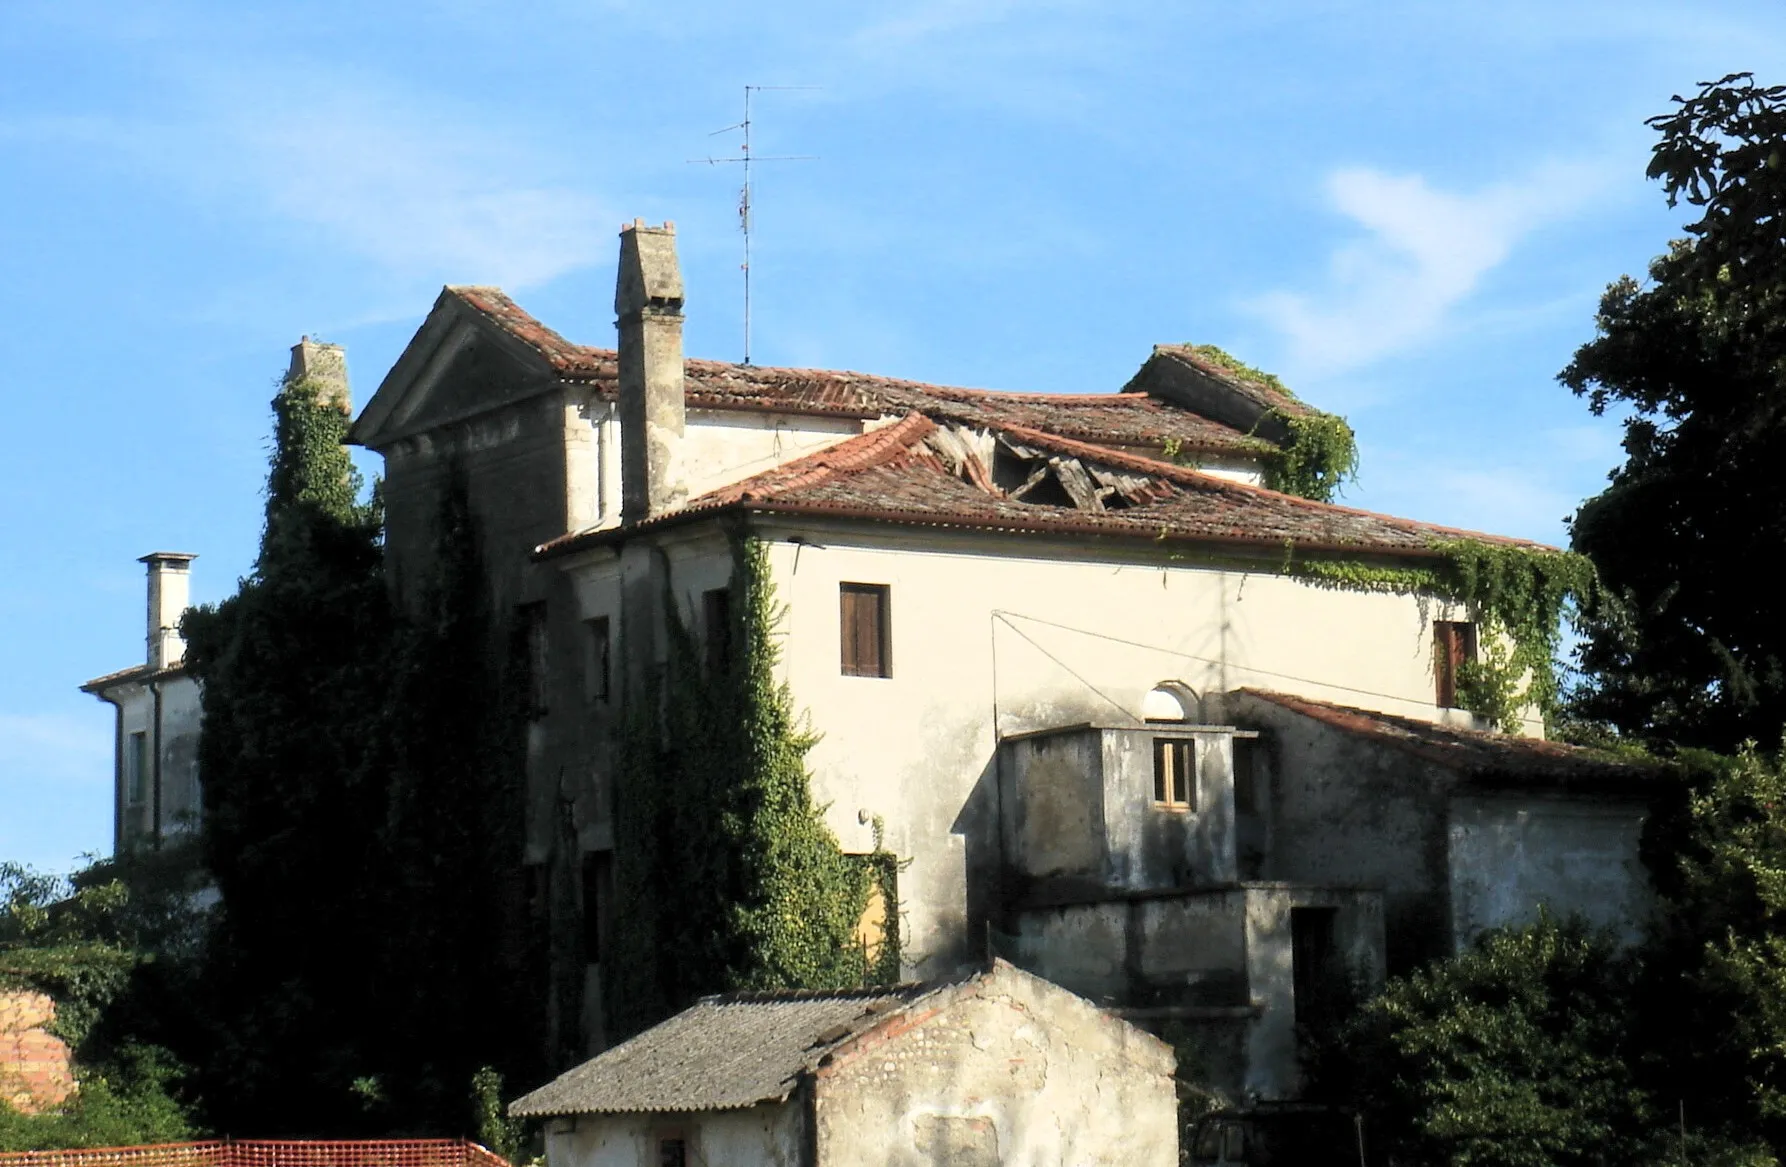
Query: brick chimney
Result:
<box><xmin>140</xmin><ymin>552</ymin><xmax>196</xmax><ymax>670</ymax></box>
<box><xmin>615</xmin><ymin>220</ymin><xmax>687</xmax><ymax>524</ymax></box>
<box><xmin>287</xmin><ymin>336</ymin><xmax>351</xmax><ymax>413</ymax></box>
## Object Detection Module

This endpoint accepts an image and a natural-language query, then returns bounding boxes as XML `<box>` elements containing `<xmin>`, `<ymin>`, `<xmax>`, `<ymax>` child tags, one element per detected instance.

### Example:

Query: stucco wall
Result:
<box><xmin>109</xmin><ymin>673</ymin><xmax>203</xmax><ymax>849</ymax></box>
<box><xmin>814</xmin><ymin>966</ymin><xmax>1177</xmax><ymax>1167</ymax></box>
<box><xmin>546</xmin><ymin>1102</ymin><xmax>806</xmax><ymax>1167</ymax></box>
<box><xmin>1448</xmin><ymin>794</ymin><xmax>1650</xmax><ymax>947</ymax></box>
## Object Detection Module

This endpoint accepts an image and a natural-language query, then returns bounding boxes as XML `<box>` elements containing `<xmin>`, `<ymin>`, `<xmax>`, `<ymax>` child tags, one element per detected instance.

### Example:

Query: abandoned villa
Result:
<box><xmin>82</xmin><ymin>219</ymin><xmax>1654</xmax><ymax>1150</ymax></box>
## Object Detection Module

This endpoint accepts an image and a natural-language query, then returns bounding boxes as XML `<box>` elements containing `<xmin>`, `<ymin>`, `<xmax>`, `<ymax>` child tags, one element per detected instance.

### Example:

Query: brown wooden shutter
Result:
<box><xmin>1434</xmin><ymin>620</ymin><xmax>1478</xmax><ymax>707</ymax></box>
<box><xmin>840</xmin><ymin>584</ymin><xmax>890</xmax><ymax>677</ymax></box>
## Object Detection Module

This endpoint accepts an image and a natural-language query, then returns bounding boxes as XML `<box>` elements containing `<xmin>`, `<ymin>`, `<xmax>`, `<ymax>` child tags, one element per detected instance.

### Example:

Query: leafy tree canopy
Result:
<box><xmin>1564</xmin><ymin>73</ymin><xmax>1786</xmax><ymax>750</ymax></box>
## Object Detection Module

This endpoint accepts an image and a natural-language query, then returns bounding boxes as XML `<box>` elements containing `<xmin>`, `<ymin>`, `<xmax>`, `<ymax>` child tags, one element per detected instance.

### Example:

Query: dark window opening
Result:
<box><xmin>519</xmin><ymin>602</ymin><xmax>549</xmax><ymax>717</ymax></box>
<box><xmin>703</xmin><ymin>588</ymin><xmax>731</xmax><ymax>674</ymax></box>
<box><xmin>840</xmin><ymin>583</ymin><xmax>891</xmax><ymax>678</ymax></box>
<box><xmin>1434</xmin><ymin>620</ymin><xmax>1478</xmax><ymax>708</ymax></box>
<box><xmin>586</xmin><ymin>615</ymin><xmax>611</xmax><ymax>702</ymax></box>
<box><xmin>581</xmin><ymin>851</ymin><xmax>611</xmax><ymax>963</ymax></box>
<box><xmin>125</xmin><ymin>731</ymin><xmax>149</xmax><ymax>806</ymax></box>
<box><xmin>657</xmin><ymin>1137</ymin><xmax>686</xmax><ymax>1167</ymax></box>
<box><xmin>1232</xmin><ymin>738</ymin><xmax>1259</xmax><ymax>815</ymax></box>
<box><xmin>1291</xmin><ymin>906</ymin><xmax>1342</xmax><ymax>1032</ymax></box>
<box><xmin>1153</xmin><ymin>738</ymin><xmax>1194</xmax><ymax>809</ymax></box>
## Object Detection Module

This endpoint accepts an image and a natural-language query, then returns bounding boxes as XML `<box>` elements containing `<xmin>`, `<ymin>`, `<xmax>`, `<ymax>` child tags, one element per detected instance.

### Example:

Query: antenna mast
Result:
<box><xmin>693</xmin><ymin>85</ymin><xmax>816</xmax><ymax>364</ymax></box>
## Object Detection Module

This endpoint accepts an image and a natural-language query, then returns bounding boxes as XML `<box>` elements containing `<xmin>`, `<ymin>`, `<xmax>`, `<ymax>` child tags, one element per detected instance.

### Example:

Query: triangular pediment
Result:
<box><xmin>348</xmin><ymin>289</ymin><xmax>567</xmax><ymax>450</ymax></box>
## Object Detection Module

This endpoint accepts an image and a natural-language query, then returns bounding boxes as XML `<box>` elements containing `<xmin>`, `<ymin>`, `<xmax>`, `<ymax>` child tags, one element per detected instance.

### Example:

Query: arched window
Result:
<box><xmin>1142</xmin><ymin>683</ymin><xmax>1197</xmax><ymax>723</ymax></box>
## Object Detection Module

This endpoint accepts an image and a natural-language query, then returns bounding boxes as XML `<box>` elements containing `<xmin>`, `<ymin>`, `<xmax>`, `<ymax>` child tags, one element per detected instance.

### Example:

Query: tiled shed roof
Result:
<box><xmin>1129</xmin><ymin>345</ymin><xmax>1316</xmax><ymax>419</ymax></box>
<box><xmin>508</xmin><ymin>984</ymin><xmax>934</xmax><ymax>1117</ymax></box>
<box><xmin>1237</xmin><ymin>690</ymin><xmax>1656</xmax><ymax>786</ymax></box>
<box><xmin>539</xmin><ymin>412</ymin><xmax>1553</xmax><ymax>560</ymax></box>
<box><xmin>80</xmin><ymin>661</ymin><xmax>188</xmax><ymax>694</ymax></box>
<box><xmin>444</xmin><ymin>288</ymin><xmax>1264</xmax><ymax>454</ymax></box>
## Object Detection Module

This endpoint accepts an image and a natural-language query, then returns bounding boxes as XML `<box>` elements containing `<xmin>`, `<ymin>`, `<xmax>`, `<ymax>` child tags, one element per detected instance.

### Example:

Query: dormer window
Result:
<box><xmin>1153</xmin><ymin>738</ymin><xmax>1194</xmax><ymax>810</ymax></box>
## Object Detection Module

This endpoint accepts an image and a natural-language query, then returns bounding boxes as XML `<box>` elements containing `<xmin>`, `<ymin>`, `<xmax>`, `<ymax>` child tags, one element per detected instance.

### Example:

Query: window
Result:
<box><xmin>581</xmin><ymin>851</ymin><xmax>611</xmax><ymax>963</ymax></box>
<box><xmin>519</xmin><ymin>603</ymin><xmax>549</xmax><ymax>717</ymax></box>
<box><xmin>1433</xmin><ymin>620</ymin><xmax>1478</xmax><ymax>708</ymax></box>
<box><xmin>840</xmin><ymin>583</ymin><xmax>890</xmax><ymax>678</ymax></box>
<box><xmin>657</xmin><ymin>1137</ymin><xmax>686</xmax><ymax>1167</ymax></box>
<box><xmin>703</xmin><ymin>588</ymin><xmax>731</xmax><ymax>674</ymax></box>
<box><xmin>1153</xmin><ymin>738</ymin><xmax>1194</xmax><ymax>809</ymax></box>
<box><xmin>585</xmin><ymin>616</ymin><xmax>612</xmax><ymax>702</ymax></box>
<box><xmin>1232</xmin><ymin>738</ymin><xmax>1259</xmax><ymax>815</ymax></box>
<box><xmin>125</xmin><ymin>731</ymin><xmax>149</xmax><ymax>806</ymax></box>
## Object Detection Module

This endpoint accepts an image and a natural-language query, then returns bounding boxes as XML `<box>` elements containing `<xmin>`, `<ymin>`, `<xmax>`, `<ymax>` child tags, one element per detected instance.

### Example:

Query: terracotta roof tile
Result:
<box><xmin>443</xmin><ymin>288</ymin><xmax>1265</xmax><ymax>454</ymax></box>
<box><xmin>538</xmin><ymin>412</ymin><xmax>1555</xmax><ymax>560</ymax></box>
<box><xmin>1237</xmin><ymin>689</ymin><xmax>1655</xmax><ymax>786</ymax></box>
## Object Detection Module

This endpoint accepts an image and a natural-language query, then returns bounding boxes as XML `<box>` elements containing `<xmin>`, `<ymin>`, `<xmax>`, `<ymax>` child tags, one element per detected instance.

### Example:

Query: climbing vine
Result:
<box><xmin>1260</xmin><ymin>411</ymin><xmax>1360</xmax><ymax>503</ymax></box>
<box><xmin>1291</xmin><ymin>540</ymin><xmax>1597</xmax><ymax>731</ymax></box>
<box><xmin>607</xmin><ymin>534</ymin><xmax>901</xmax><ymax>1037</ymax></box>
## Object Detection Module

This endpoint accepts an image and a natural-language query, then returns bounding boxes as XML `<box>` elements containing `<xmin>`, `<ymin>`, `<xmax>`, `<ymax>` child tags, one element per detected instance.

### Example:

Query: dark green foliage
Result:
<box><xmin>607</xmin><ymin>536</ymin><xmax>895</xmax><ymax>1037</ymax></box>
<box><xmin>470</xmin><ymin>1067</ymin><xmax>526</xmax><ymax>1163</ymax></box>
<box><xmin>1563</xmin><ymin>74</ymin><xmax>1786</xmax><ymax>751</ymax></box>
<box><xmin>180</xmin><ymin>373</ymin><xmax>392</xmax><ymax>1133</ymax></box>
<box><xmin>1332</xmin><ymin>916</ymin><xmax>1652</xmax><ymax>1167</ymax></box>
<box><xmin>180</xmin><ymin>373</ymin><xmax>540</xmax><ymax>1136</ymax></box>
<box><xmin>0</xmin><ymin>861</ymin><xmax>200</xmax><ymax>1149</ymax></box>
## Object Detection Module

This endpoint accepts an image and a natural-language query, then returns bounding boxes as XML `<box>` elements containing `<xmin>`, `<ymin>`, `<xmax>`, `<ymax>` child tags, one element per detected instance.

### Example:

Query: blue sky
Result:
<box><xmin>3</xmin><ymin>1</ymin><xmax>1781</xmax><ymax>872</ymax></box>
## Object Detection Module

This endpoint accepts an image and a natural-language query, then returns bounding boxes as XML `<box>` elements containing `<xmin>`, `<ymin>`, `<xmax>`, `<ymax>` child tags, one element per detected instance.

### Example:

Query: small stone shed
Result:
<box><xmin>509</xmin><ymin>960</ymin><xmax>1177</xmax><ymax>1167</ymax></box>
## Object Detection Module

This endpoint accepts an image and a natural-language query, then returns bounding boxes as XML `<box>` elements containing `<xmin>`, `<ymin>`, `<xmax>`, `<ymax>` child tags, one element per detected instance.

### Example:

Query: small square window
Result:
<box><xmin>840</xmin><ymin>583</ymin><xmax>890</xmax><ymax>678</ymax></box>
<box><xmin>1153</xmin><ymin>738</ymin><xmax>1194</xmax><ymax>810</ymax></box>
<box><xmin>585</xmin><ymin>616</ymin><xmax>612</xmax><ymax>702</ymax></box>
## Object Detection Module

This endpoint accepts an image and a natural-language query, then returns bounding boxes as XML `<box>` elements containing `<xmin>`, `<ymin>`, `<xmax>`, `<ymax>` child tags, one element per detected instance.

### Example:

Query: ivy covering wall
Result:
<box><xmin>606</xmin><ymin>535</ymin><xmax>899</xmax><ymax>1038</ymax></box>
<box><xmin>1292</xmin><ymin>539</ymin><xmax>1597</xmax><ymax>731</ymax></box>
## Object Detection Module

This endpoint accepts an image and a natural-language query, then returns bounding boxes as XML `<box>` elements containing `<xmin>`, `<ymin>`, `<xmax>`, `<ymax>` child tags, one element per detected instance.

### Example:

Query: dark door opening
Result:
<box><xmin>1291</xmin><ymin>906</ymin><xmax>1342</xmax><ymax>1036</ymax></box>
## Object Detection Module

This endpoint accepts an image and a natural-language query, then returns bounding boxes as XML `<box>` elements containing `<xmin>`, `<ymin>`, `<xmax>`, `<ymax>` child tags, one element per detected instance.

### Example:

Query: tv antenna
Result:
<box><xmin>691</xmin><ymin>84</ymin><xmax>817</xmax><ymax>364</ymax></box>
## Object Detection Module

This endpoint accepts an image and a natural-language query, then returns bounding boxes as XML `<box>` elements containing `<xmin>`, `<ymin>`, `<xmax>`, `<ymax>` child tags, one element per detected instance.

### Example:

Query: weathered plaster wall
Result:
<box><xmin>546</xmin><ymin>1102</ymin><xmax>807</xmax><ymax>1167</ymax></box>
<box><xmin>1448</xmin><ymin>794</ymin><xmax>1650</xmax><ymax>947</ymax></box>
<box><xmin>752</xmin><ymin>524</ymin><xmax>1471</xmax><ymax>976</ymax></box>
<box><xmin>1226</xmin><ymin>692</ymin><xmax>1457</xmax><ymax>972</ymax></box>
<box><xmin>0</xmin><ymin>989</ymin><xmax>75</xmax><ymax>1115</ymax></box>
<box><xmin>110</xmin><ymin>673</ymin><xmax>203</xmax><ymax>849</ymax></box>
<box><xmin>814</xmin><ymin>966</ymin><xmax>1177</xmax><ymax>1167</ymax></box>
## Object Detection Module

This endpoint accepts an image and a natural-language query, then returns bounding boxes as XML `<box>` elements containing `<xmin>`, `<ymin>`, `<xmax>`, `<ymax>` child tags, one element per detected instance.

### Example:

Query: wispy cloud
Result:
<box><xmin>1249</xmin><ymin>162</ymin><xmax>1610</xmax><ymax>375</ymax></box>
<box><xmin>0</xmin><ymin>712</ymin><xmax>111</xmax><ymax>788</ymax></box>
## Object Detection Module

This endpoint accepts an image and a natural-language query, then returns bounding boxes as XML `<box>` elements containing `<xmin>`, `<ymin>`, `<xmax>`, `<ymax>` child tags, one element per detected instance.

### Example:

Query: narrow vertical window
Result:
<box><xmin>1152</xmin><ymin>738</ymin><xmax>1194</xmax><ymax>809</ymax></box>
<box><xmin>519</xmin><ymin>602</ymin><xmax>549</xmax><ymax>717</ymax></box>
<box><xmin>585</xmin><ymin>616</ymin><xmax>612</xmax><ymax>702</ymax></box>
<box><xmin>1433</xmin><ymin>620</ymin><xmax>1478</xmax><ymax>708</ymax></box>
<box><xmin>839</xmin><ymin>583</ymin><xmax>891</xmax><ymax>678</ymax></box>
<box><xmin>1232</xmin><ymin>738</ymin><xmax>1259</xmax><ymax>815</ymax></box>
<box><xmin>703</xmin><ymin>588</ymin><xmax>731</xmax><ymax>674</ymax></box>
<box><xmin>125</xmin><ymin>731</ymin><xmax>149</xmax><ymax>806</ymax></box>
<box><xmin>581</xmin><ymin>851</ymin><xmax>611</xmax><ymax>963</ymax></box>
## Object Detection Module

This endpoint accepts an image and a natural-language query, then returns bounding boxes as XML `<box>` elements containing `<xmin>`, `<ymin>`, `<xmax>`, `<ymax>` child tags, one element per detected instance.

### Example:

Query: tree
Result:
<box><xmin>180</xmin><ymin>369</ymin><xmax>393</xmax><ymax>1133</ymax></box>
<box><xmin>1564</xmin><ymin>74</ymin><xmax>1786</xmax><ymax>750</ymax></box>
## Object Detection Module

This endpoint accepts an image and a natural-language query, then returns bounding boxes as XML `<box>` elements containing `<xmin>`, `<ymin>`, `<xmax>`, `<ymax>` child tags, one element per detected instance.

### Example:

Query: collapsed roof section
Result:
<box><xmin>538</xmin><ymin>410</ymin><xmax>1550</xmax><ymax>561</ymax></box>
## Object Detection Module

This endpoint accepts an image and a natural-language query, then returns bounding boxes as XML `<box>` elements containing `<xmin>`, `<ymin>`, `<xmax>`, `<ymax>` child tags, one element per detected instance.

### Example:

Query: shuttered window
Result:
<box><xmin>839</xmin><ymin>583</ymin><xmax>891</xmax><ymax>678</ymax></box>
<box><xmin>1434</xmin><ymin>620</ymin><xmax>1478</xmax><ymax>708</ymax></box>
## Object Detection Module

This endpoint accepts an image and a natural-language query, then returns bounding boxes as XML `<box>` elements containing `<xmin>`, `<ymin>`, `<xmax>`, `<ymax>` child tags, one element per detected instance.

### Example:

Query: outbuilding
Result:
<box><xmin>509</xmin><ymin>960</ymin><xmax>1177</xmax><ymax>1167</ymax></box>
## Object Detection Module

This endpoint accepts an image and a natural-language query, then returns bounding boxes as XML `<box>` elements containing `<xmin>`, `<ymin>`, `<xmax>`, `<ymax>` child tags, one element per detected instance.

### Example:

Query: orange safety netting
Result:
<box><xmin>0</xmin><ymin>1140</ymin><xmax>512</xmax><ymax>1167</ymax></box>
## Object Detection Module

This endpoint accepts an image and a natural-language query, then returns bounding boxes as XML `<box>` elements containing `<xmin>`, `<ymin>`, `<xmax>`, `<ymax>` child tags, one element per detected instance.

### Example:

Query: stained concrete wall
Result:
<box><xmin>0</xmin><ymin>989</ymin><xmax>75</xmax><ymax>1114</ymax></box>
<box><xmin>1000</xmin><ymin>726</ymin><xmax>1239</xmax><ymax>896</ymax></box>
<box><xmin>1010</xmin><ymin>886</ymin><xmax>1382</xmax><ymax>1100</ymax></box>
<box><xmin>814</xmin><ymin>964</ymin><xmax>1177</xmax><ymax>1167</ymax></box>
<box><xmin>545</xmin><ymin>1101</ymin><xmax>807</xmax><ymax>1167</ymax></box>
<box><xmin>1448</xmin><ymin>794</ymin><xmax>1650</xmax><ymax>947</ymax></box>
<box><xmin>1228</xmin><ymin>692</ymin><xmax>1649</xmax><ymax>969</ymax></box>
